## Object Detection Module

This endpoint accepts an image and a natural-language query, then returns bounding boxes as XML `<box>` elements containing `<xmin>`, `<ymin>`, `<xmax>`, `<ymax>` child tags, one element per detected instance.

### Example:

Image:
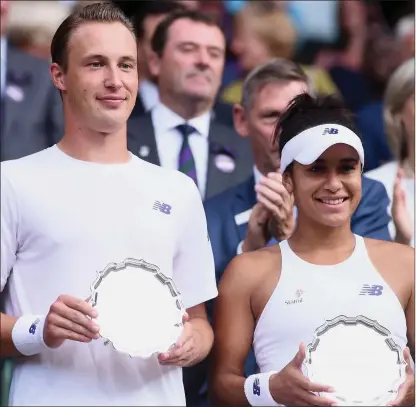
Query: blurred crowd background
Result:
<box><xmin>0</xmin><ymin>0</ymin><xmax>414</xmax><ymax>405</ymax></box>
<box><xmin>1</xmin><ymin>0</ymin><xmax>414</xmax><ymax>169</ymax></box>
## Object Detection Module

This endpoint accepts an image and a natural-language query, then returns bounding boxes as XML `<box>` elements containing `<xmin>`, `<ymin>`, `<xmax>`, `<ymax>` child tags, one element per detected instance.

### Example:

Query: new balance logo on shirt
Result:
<box><xmin>153</xmin><ymin>201</ymin><xmax>172</xmax><ymax>214</ymax></box>
<box><xmin>359</xmin><ymin>284</ymin><xmax>383</xmax><ymax>296</ymax></box>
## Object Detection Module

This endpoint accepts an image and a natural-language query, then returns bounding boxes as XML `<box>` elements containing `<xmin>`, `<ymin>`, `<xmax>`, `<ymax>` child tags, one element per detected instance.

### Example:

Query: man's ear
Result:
<box><xmin>233</xmin><ymin>104</ymin><xmax>249</xmax><ymax>138</ymax></box>
<box><xmin>282</xmin><ymin>170</ymin><xmax>293</xmax><ymax>194</ymax></box>
<box><xmin>50</xmin><ymin>63</ymin><xmax>66</xmax><ymax>92</ymax></box>
<box><xmin>147</xmin><ymin>50</ymin><xmax>162</xmax><ymax>79</ymax></box>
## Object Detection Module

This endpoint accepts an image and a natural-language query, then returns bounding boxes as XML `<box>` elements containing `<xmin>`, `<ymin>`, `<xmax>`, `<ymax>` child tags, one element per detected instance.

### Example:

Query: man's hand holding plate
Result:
<box><xmin>158</xmin><ymin>312</ymin><xmax>198</xmax><ymax>367</ymax></box>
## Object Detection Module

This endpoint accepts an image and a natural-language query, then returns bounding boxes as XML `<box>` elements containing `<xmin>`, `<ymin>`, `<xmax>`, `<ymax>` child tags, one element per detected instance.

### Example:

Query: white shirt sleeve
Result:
<box><xmin>173</xmin><ymin>178</ymin><xmax>218</xmax><ymax>309</ymax></box>
<box><xmin>1</xmin><ymin>168</ymin><xmax>19</xmax><ymax>292</ymax></box>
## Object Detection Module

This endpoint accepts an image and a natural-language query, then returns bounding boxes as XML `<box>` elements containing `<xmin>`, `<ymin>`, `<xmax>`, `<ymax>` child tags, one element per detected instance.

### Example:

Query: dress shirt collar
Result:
<box><xmin>152</xmin><ymin>102</ymin><xmax>210</xmax><ymax>139</ymax></box>
<box><xmin>253</xmin><ymin>165</ymin><xmax>263</xmax><ymax>185</ymax></box>
<box><xmin>1</xmin><ymin>37</ymin><xmax>7</xmax><ymax>97</ymax></box>
<box><xmin>139</xmin><ymin>78</ymin><xmax>160</xmax><ymax>112</ymax></box>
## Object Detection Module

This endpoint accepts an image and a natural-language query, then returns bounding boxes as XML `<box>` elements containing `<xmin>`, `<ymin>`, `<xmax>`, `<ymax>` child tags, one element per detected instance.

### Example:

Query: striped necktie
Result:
<box><xmin>176</xmin><ymin>123</ymin><xmax>198</xmax><ymax>187</ymax></box>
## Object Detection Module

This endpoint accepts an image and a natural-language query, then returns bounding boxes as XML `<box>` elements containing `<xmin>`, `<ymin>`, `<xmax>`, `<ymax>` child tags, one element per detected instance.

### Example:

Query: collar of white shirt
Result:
<box><xmin>253</xmin><ymin>165</ymin><xmax>263</xmax><ymax>185</ymax></box>
<box><xmin>152</xmin><ymin>102</ymin><xmax>210</xmax><ymax>139</ymax></box>
<box><xmin>1</xmin><ymin>37</ymin><xmax>7</xmax><ymax>97</ymax></box>
<box><xmin>139</xmin><ymin>79</ymin><xmax>160</xmax><ymax>112</ymax></box>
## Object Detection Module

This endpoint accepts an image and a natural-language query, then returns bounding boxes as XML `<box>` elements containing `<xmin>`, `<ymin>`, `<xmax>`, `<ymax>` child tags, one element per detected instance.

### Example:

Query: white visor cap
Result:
<box><xmin>280</xmin><ymin>124</ymin><xmax>365</xmax><ymax>174</ymax></box>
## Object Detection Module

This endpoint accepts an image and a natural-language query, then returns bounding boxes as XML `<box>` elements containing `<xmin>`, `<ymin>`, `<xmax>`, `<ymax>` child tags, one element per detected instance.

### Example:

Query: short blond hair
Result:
<box><xmin>383</xmin><ymin>58</ymin><xmax>415</xmax><ymax>161</ymax></box>
<box><xmin>236</xmin><ymin>2</ymin><xmax>297</xmax><ymax>60</ymax></box>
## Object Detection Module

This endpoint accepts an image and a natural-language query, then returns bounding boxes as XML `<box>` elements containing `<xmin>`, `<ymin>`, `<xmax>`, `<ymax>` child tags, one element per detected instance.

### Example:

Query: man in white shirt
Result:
<box><xmin>127</xmin><ymin>9</ymin><xmax>253</xmax><ymax>201</ymax></box>
<box><xmin>0</xmin><ymin>3</ymin><xmax>217</xmax><ymax>406</ymax></box>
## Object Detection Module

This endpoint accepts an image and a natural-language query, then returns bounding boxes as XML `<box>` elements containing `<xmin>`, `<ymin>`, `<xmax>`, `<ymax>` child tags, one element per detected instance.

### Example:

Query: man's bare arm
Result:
<box><xmin>209</xmin><ymin>255</ymin><xmax>257</xmax><ymax>407</ymax></box>
<box><xmin>187</xmin><ymin>303</ymin><xmax>214</xmax><ymax>366</ymax></box>
<box><xmin>0</xmin><ymin>313</ymin><xmax>21</xmax><ymax>357</ymax></box>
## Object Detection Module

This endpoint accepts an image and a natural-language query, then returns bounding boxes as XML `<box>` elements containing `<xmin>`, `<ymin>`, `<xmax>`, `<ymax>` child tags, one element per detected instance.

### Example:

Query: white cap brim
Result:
<box><xmin>280</xmin><ymin>124</ymin><xmax>365</xmax><ymax>174</ymax></box>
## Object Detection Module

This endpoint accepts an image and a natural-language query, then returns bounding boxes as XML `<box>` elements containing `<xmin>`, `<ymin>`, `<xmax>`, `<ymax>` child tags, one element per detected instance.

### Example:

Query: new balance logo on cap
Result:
<box><xmin>153</xmin><ymin>201</ymin><xmax>172</xmax><ymax>214</ymax></box>
<box><xmin>359</xmin><ymin>284</ymin><xmax>383</xmax><ymax>296</ymax></box>
<box><xmin>253</xmin><ymin>377</ymin><xmax>260</xmax><ymax>396</ymax></box>
<box><xmin>323</xmin><ymin>128</ymin><xmax>339</xmax><ymax>135</ymax></box>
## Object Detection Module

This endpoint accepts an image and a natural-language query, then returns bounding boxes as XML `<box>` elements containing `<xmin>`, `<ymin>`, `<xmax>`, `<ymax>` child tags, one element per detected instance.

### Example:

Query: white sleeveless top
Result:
<box><xmin>253</xmin><ymin>235</ymin><xmax>407</xmax><ymax>374</ymax></box>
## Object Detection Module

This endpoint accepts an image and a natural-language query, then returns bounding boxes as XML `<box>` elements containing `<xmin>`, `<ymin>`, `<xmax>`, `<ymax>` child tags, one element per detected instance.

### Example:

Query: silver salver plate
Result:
<box><xmin>89</xmin><ymin>258</ymin><xmax>185</xmax><ymax>358</ymax></box>
<box><xmin>304</xmin><ymin>315</ymin><xmax>407</xmax><ymax>406</ymax></box>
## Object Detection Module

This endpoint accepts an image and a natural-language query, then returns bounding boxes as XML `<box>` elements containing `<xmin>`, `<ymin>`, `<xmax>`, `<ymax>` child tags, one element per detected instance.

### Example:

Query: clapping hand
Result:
<box><xmin>243</xmin><ymin>172</ymin><xmax>295</xmax><ymax>252</ymax></box>
<box><xmin>255</xmin><ymin>172</ymin><xmax>295</xmax><ymax>241</ymax></box>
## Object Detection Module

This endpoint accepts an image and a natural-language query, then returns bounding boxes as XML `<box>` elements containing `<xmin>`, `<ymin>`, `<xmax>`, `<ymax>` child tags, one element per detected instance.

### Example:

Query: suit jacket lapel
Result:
<box><xmin>127</xmin><ymin>114</ymin><xmax>160</xmax><ymax>165</ymax></box>
<box><xmin>206</xmin><ymin>121</ymin><xmax>238</xmax><ymax>198</ymax></box>
<box><xmin>2</xmin><ymin>47</ymin><xmax>33</xmax><ymax>142</ymax></box>
<box><xmin>130</xmin><ymin>94</ymin><xmax>145</xmax><ymax>118</ymax></box>
<box><xmin>232</xmin><ymin>176</ymin><xmax>256</xmax><ymax>243</ymax></box>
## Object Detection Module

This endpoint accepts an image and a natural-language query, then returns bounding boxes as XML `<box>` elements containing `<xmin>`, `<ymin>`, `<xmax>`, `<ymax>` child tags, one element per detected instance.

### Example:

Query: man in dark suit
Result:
<box><xmin>118</xmin><ymin>0</ymin><xmax>235</xmax><ymax>128</ymax></box>
<box><xmin>0</xmin><ymin>1</ymin><xmax>63</xmax><ymax>161</ymax></box>
<box><xmin>127</xmin><ymin>10</ymin><xmax>252</xmax><ymax>201</ymax></box>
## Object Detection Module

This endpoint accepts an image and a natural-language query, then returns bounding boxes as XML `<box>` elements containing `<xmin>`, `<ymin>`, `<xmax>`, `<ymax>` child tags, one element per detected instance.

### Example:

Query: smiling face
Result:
<box><xmin>284</xmin><ymin>144</ymin><xmax>362</xmax><ymax>228</ymax></box>
<box><xmin>51</xmin><ymin>21</ymin><xmax>139</xmax><ymax>134</ymax></box>
<box><xmin>150</xmin><ymin>18</ymin><xmax>225</xmax><ymax>104</ymax></box>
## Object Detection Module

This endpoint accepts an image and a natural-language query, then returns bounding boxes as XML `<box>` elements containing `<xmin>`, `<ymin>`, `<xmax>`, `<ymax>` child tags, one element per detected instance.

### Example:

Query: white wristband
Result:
<box><xmin>244</xmin><ymin>371</ymin><xmax>280</xmax><ymax>406</ymax></box>
<box><xmin>11</xmin><ymin>315</ymin><xmax>48</xmax><ymax>356</ymax></box>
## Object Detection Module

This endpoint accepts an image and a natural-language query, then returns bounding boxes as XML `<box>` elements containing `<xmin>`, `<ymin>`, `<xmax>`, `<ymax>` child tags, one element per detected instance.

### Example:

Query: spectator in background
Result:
<box><xmin>7</xmin><ymin>1</ymin><xmax>72</xmax><ymax>60</ymax></box>
<box><xmin>221</xmin><ymin>1</ymin><xmax>338</xmax><ymax>105</ymax></box>
<box><xmin>127</xmin><ymin>1</ymin><xmax>235</xmax><ymax>128</ymax></box>
<box><xmin>0</xmin><ymin>0</ymin><xmax>63</xmax><ymax>161</ymax></box>
<box><xmin>395</xmin><ymin>15</ymin><xmax>415</xmax><ymax>63</ymax></box>
<box><xmin>366</xmin><ymin>58</ymin><xmax>415</xmax><ymax>247</ymax></box>
<box><xmin>127</xmin><ymin>10</ymin><xmax>253</xmax><ymax>202</ymax></box>
<box><xmin>320</xmin><ymin>1</ymin><xmax>396</xmax><ymax>171</ymax></box>
<box><xmin>131</xmin><ymin>1</ymin><xmax>186</xmax><ymax>114</ymax></box>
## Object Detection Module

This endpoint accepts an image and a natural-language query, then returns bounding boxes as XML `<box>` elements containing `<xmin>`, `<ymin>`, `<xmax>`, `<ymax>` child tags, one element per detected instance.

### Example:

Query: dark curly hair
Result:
<box><xmin>275</xmin><ymin>93</ymin><xmax>360</xmax><ymax>158</ymax></box>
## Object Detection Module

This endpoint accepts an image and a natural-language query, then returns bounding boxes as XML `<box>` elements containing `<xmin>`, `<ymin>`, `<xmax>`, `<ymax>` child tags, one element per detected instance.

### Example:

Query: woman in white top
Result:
<box><xmin>210</xmin><ymin>94</ymin><xmax>414</xmax><ymax>407</ymax></box>
<box><xmin>366</xmin><ymin>58</ymin><xmax>415</xmax><ymax>247</ymax></box>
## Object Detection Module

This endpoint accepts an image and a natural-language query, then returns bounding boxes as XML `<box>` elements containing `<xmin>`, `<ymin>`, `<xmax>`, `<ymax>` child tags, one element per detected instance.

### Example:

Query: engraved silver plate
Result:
<box><xmin>89</xmin><ymin>258</ymin><xmax>185</xmax><ymax>358</ymax></box>
<box><xmin>304</xmin><ymin>315</ymin><xmax>407</xmax><ymax>406</ymax></box>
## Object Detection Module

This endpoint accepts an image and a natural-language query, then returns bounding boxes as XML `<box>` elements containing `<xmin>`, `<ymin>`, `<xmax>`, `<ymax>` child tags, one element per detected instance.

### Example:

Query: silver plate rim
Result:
<box><xmin>303</xmin><ymin>315</ymin><xmax>407</xmax><ymax>406</ymax></box>
<box><xmin>89</xmin><ymin>258</ymin><xmax>185</xmax><ymax>358</ymax></box>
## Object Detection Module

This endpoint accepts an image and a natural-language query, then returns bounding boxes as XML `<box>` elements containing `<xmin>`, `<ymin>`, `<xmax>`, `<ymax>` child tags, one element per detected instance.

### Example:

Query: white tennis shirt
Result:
<box><xmin>1</xmin><ymin>145</ymin><xmax>218</xmax><ymax>406</ymax></box>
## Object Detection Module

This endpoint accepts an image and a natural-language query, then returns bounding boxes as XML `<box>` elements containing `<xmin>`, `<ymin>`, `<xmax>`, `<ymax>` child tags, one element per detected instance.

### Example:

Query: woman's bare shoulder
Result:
<box><xmin>364</xmin><ymin>238</ymin><xmax>414</xmax><ymax>278</ymax></box>
<box><xmin>219</xmin><ymin>245</ymin><xmax>282</xmax><ymax>293</ymax></box>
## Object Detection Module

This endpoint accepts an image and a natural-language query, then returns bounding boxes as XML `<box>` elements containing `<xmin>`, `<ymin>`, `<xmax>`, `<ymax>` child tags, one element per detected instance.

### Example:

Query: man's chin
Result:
<box><xmin>90</xmin><ymin>116</ymin><xmax>127</xmax><ymax>134</ymax></box>
<box><xmin>183</xmin><ymin>89</ymin><xmax>213</xmax><ymax>102</ymax></box>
